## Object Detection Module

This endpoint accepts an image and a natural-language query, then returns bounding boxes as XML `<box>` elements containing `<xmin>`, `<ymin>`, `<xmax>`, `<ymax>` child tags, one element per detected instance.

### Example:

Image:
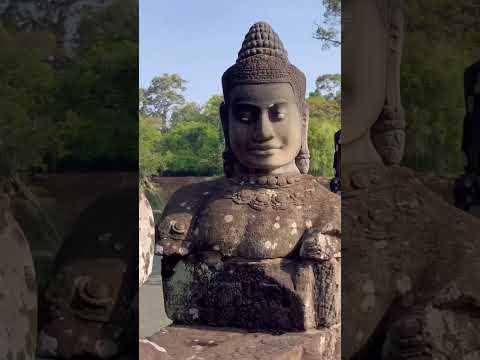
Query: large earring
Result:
<box><xmin>222</xmin><ymin>149</ymin><xmax>235</xmax><ymax>178</ymax></box>
<box><xmin>371</xmin><ymin>104</ymin><xmax>405</xmax><ymax>165</ymax></box>
<box><xmin>371</xmin><ymin>0</ymin><xmax>405</xmax><ymax>165</ymax></box>
<box><xmin>295</xmin><ymin>103</ymin><xmax>310</xmax><ymax>174</ymax></box>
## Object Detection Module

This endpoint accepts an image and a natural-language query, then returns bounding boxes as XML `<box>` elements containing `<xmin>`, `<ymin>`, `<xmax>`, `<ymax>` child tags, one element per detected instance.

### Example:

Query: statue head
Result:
<box><xmin>220</xmin><ymin>21</ymin><xmax>310</xmax><ymax>177</ymax></box>
<box><xmin>342</xmin><ymin>0</ymin><xmax>405</xmax><ymax>165</ymax></box>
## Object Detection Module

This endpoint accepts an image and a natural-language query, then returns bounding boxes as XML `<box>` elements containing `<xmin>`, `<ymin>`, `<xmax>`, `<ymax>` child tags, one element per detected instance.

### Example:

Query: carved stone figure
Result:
<box><xmin>139</xmin><ymin>191</ymin><xmax>155</xmax><ymax>286</ymax></box>
<box><xmin>0</xmin><ymin>191</ymin><xmax>37</xmax><ymax>360</ymax></box>
<box><xmin>37</xmin><ymin>189</ymin><xmax>138</xmax><ymax>359</ymax></box>
<box><xmin>342</xmin><ymin>1</ymin><xmax>480</xmax><ymax>359</ymax></box>
<box><xmin>454</xmin><ymin>61</ymin><xmax>480</xmax><ymax>213</ymax></box>
<box><xmin>157</xmin><ymin>22</ymin><xmax>340</xmax><ymax>334</ymax></box>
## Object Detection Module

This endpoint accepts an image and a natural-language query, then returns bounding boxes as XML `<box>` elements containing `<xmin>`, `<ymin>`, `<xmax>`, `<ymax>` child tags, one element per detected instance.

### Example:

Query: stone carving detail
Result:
<box><xmin>371</xmin><ymin>0</ymin><xmax>406</xmax><ymax>165</ymax></box>
<box><xmin>229</xmin><ymin>180</ymin><xmax>306</xmax><ymax>211</ymax></box>
<box><xmin>1</xmin><ymin>205</ymin><xmax>37</xmax><ymax>360</ymax></box>
<box><xmin>139</xmin><ymin>192</ymin><xmax>155</xmax><ymax>286</ymax></box>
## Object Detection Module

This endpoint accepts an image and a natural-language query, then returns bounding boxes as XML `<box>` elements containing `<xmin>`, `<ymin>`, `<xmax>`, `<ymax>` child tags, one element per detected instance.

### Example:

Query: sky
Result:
<box><xmin>140</xmin><ymin>0</ymin><xmax>340</xmax><ymax>105</ymax></box>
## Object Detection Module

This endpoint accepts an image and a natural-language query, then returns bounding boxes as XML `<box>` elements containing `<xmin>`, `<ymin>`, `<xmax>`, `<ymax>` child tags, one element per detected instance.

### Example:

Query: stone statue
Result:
<box><xmin>37</xmin><ymin>189</ymin><xmax>138</xmax><ymax>359</ymax></box>
<box><xmin>157</xmin><ymin>22</ymin><xmax>340</xmax><ymax>336</ymax></box>
<box><xmin>0</xmin><ymin>184</ymin><xmax>37</xmax><ymax>360</ymax></box>
<box><xmin>454</xmin><ymin>60</ymin><xmax>480</xmax><ymax>213</ymax></box>
<box><xmin>342</xmin><ymin>1</ymin><xmax>480</xmax><ymax>359</ymax></box>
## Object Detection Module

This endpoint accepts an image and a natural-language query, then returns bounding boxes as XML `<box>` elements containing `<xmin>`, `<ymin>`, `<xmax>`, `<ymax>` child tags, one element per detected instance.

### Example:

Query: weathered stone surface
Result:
<box><xmin>342</xmin><ymin>164</ymin><xmax>480</xmax><ymax>359</ymax></box>
<box><xmin>157</xmin><ymin>176</ymin><xmax>340</xmax><ymax>260</ymax></box>
<box><xmin>299</xmin><ymin>227</ymin><xmax>341</xmax><ymax>261</ymax></box>
<box><xmin>139</xmin><ymin>325</ymin><xmax>340</xmax><ymax>360</ymax></box>
<box><xmin>139</xmin><ymin>339</ymin><xmax>172</xmax><ymax>360</ymax></box>
<box><xmin>37</xmin><ymin>189</ymin><xmax>138</xmax><ymax>359</ymax></box>
<box><xmin>139</xmin><ymin>192</ymin><xmax>155</xmax><ymax>286</ymax></box>
<box><xmin>0</xmin><ymin>206</ymin><xmax>37</xmax><ymax>360</ymax></box>
<box><xmin>163</xmin><ymin>257</ymin><xmax>340</xmax><ymax>331</ymax></box>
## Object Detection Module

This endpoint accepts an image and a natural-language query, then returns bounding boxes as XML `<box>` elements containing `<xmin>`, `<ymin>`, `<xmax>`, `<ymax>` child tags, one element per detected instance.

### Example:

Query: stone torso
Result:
<box><xmin>342</xmin><ymin>164</ymin><xmax>480</xmax><ymax>359</ymax></box>
<box><xmin>157</xmin><ymin>175</ymin><xmax>340</xmax><ymax>259</ymax></box>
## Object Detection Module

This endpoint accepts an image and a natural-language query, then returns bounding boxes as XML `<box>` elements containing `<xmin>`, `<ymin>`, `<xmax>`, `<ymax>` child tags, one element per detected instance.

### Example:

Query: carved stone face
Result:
<box><xmin>227</xmin><ymin>83</ymin><xmax>302</xmax><ymax>172</ymax></box>
<box><xmin>342</xmin><ymin>0</ymin><xmax>387</xmax><ymax>144</ymax></box>
<box><xmin>372</xmin><ymin>129</ymin><xmax>405</xmax><ymax>165</ymax></box>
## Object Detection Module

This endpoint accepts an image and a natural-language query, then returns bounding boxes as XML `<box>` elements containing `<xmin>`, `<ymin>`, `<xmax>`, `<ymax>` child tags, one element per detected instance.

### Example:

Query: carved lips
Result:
<box><xmin>247</xmin><ymin>143</ymin><xmax>282</xmax><ymax>156</ymax></box>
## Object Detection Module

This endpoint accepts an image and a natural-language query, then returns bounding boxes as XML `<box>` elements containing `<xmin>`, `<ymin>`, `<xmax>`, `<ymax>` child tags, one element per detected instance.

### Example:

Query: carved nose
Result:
<box><xmin>254</xmin><ymin>110</ymin><xmax>274</xmax><ymax>142</ymax></box>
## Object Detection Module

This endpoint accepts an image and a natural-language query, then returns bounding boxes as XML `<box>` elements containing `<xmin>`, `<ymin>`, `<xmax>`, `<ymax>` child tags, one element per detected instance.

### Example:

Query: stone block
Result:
<box><xmin>139</xmin><ymin>325</ymin><xmax>340</xmax><ymax>360</ymax></box>
<box><xmin>162</xmin><ymin>256</ymin><xmax>340</xmax><ymax>331</ymax></box>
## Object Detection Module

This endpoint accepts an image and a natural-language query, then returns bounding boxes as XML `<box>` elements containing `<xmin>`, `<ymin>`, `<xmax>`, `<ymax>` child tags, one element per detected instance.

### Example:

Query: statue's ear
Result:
<box><xmin>220</xmin><ymin>101</ymin><xmax>226</xmax><ymax>121</ymax></box>
<box><xmin>220</xmin><ymin>101</ymin><xmax>229</xmax><ymax>145</ymax></box>
<box><xmin>304</xmin><ymin>102</ymin><xmax>309</xmax><ymax>126</ymax></box>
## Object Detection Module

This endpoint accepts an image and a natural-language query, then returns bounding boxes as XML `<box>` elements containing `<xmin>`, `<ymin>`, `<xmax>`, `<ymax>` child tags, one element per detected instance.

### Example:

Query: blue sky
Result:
<box><xmin>140</xmin><ymin>0</ymin><xmax>340</xmax><ymax>105</ymax></box>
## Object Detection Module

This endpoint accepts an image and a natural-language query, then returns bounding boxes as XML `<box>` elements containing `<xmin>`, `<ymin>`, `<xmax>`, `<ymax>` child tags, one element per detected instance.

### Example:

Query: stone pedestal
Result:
<box><xmin>140</xmin><ymin>325</ymin><xmax>340</xmax><ymax>360</ymax></box>
<box><xmin>162</xmin><ymin>256</ymin><xmax>340</xmax><ymax>331</ymax></box>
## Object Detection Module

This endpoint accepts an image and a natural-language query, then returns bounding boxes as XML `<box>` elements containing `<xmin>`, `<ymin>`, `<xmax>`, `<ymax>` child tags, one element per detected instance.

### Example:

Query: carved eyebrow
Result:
<box><xmin>268</xmin><ymin>101</ymin><xmax>288</xmax><ymax>108</ymax></box>
<box><xmin>233</xmin><ymin>101</ymin><xmax>258</xmax><ymax>107</ymax></box>
<box><xmin>233</xmin><ymin>99</ymin><xmax>288</xmax><ymax>107</ymax></box>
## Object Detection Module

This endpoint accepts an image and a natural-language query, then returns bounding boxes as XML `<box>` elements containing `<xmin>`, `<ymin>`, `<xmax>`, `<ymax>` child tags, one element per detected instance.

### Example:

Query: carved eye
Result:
<box><xmin>235</xmin><ymin>104</ymin><xmax>256</xmax><ymax>123</ymax></box>
<box><xmin>239</xmin><ymin>111</ymin><xmax>253</xmax><ymax>123</ymax></box>
<box><xmin>269</xmin><ymin>103</ymin><xmax>288</xmax><ymax>121</ymax></box>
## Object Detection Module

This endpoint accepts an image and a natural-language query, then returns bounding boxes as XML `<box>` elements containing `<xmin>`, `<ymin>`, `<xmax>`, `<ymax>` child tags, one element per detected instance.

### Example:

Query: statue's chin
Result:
<box><xmin>236</xmin><ymin>157</ymin><xmax>296</xmax><ymax>174</ymax></box>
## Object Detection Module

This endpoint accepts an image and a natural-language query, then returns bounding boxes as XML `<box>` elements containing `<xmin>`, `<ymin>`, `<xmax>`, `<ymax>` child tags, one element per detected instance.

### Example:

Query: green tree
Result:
<box><xmin>160</xmin><ymin>120</ymin><xmax>223</xmax><ymax>176</ymax></box>
<box><xmin>170</xmin><ymin>101</ymin><xmax>204</xmax><ymax>128</ymax></box>
<box><xmin>54</xmin><ymin>37</ymin><xmax>138</xmax><ymax>170</ymax></box>
<box><xmin>139</xmin><ymin>114</ymin><xmax>163</xmax><ymax>180</ymax></box>
<box><xmin>307</xmin><ymin>95</ymin><xmax>340</xmax><ymax>124</ymax></box>
<box><xmin>308</xmin><ymin>120</ymin><xmax>338</xmax><ymax>177</ymax></box>
<box><xmin>0</xmin><ymin>27</ymin><xmax>58</xmax><ymax>174</ymax></box>
<box><xmin>311</xmin><ymin>73</ymin><xmax>341</xmax><ymax>101</ymax></box>
<box><xmin>400</xmin><ymin>0</ymin><xmax>480</xmax><ymax>175</ymax></box>
<box><xmin>315</xmin><ymin>0</ymin><xmax>341</xmax><ymax>49</ymax></box>
<box><xmin>202</xmin><ymin>95</ymin><xmax>224</xmax><ymax>127</ymax></box>
<box><xmin>141</xmin><ymin>74</ymin><xmax>187</xmax><ymax>131</ymax></box>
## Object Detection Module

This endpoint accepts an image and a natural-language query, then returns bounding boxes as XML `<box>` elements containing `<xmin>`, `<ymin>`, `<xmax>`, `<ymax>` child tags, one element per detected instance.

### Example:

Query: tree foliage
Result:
<box><xmin>311</xmin><ymin>73</ymin><xmax>341</xmax><ymax>101</ymax></box>
<box><xmin>202</xmin><ymin>95</ymin><xmax>224</xmax><ymax>128</ymax></box>
<box><xmin>139</xmin><ymin>74</ymin><xmax>187</xmax><ymax>130</ymax></box>
<box><xmin>0</xmin><ymin>28</ymin><xmax>58</xmax><ymax>175</ymax></box>
<box><xmin>160</xmin><ymin>120</ymin><xmax>224</xmax><ymax>176</ymax></box>
<box><xmin>314</xmin><ymin>0</ymin><xmax>341</xmax><ymax>49</ymax></box>
<box><xmin>307</xmin><ymin>95</ymin><xmax>340</xmax><ymax>123</ymax></box>
<box><xmin>139</xmin><ymin>114</ymin><xmax>163</xmax><ymax>180</ymax></box>
<box><xmin>308</xmin><ymin>120</ymin><xmax>338</xmax><ymax>177</ymax></box>
<box><xmin>140</xmin><ymin>90</ymin><xmax>226</xmax><ymax>176</ymax></box>
<box><xmin>401</xmin><ymin>0</ymin><xmax>480</xmax><ymax>175</ymax></box>
<box><xmin>1</xmin><ymin>0</ymin><xmax>139</xmax><ymax>174</ymax></box>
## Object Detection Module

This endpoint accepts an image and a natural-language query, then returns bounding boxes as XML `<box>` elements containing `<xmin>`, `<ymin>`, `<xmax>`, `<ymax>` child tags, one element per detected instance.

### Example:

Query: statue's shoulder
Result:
<box><xmin>303</xmin><ymin>175</ymin><xmax>340</xmax><ymax>230</ymax></box>
<box><xmin>307</xmin><ymin>175</ymin><xmax>340</xmax><ymax>202</ymax></box>
<box><xmin>157</xmin><ymin>178</ymin><xmax>225</xmax><ymax>254</ymax></box>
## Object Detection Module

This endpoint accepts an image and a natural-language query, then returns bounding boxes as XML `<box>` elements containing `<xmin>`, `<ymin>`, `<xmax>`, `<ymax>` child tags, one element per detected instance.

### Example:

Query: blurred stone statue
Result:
<box><xmin>454</xmin><ymin>60</ymin><xmax>480</xmax><ymax>213</ymax></box>
<box><xmin>157</xmin><ymin>21</ymin><xmax>340</xmax><ymax>350</ymax></box>
<box><xmin>0</xmin><ymin>180</ymin><xmax>37</xmax><ymax>360</ymax></box>
<box><xmin>342</xmin><ymin>1</ymin><xmax>480</xmax><ymax>359</ymax></box>
<box><xmin>37</xmin><ymin>190</ymin><xmax>138</xmax><ymax>359</ymax></box>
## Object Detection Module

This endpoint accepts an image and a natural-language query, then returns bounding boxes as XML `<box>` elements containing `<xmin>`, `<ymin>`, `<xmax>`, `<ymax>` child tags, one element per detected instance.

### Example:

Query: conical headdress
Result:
<box><xmin>222</xmin><ymin>21</ymin><xmax>306</xmax><ymax>111</ymax></box>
